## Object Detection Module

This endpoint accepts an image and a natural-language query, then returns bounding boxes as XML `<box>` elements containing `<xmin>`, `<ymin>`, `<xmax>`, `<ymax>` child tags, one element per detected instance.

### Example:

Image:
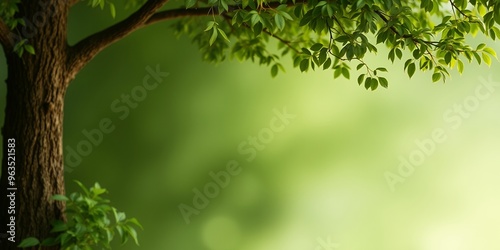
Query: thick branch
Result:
<box><xmin>0</xmin><ymin>19</ymin><xmax>13</xmax><ymax>52</ymax></box>
<box><xmin>145</xmin><ymin>8</ymin><xmax>218</xmax><ymax>25</ymax></box>
<box><xmin>146</xmin><ymin>0</ymin><xmax>307</xmax><ymax>25</ymax></box>
<box><xmin>68</xmin><ymin>0</ymin><xmax>169</xmax><ymax>77</ymax></box>
<box><xmin>68</xmin><ymin>0</ymin><xmax>308</xmax><ymax>78</ymax></box>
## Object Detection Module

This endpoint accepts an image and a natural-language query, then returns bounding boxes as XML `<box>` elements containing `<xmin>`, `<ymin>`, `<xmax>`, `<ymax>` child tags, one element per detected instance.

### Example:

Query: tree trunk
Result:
<box><xmin>0</xmin><ymin>1</ymin><xmax>69</xmax><ymax>249</ymax></box>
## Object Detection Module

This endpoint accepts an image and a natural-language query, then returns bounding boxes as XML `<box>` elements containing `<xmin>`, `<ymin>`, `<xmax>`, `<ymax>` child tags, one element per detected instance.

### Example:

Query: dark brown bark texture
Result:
<box><xmin>1</xmin><ymin>1</ymin><xmax>70</xmax><ymax>249</ymax></box>
<box><xmin>0</xmin><ymin>0</ymin><xmax>174</xmax><ymax>249</ymax></box>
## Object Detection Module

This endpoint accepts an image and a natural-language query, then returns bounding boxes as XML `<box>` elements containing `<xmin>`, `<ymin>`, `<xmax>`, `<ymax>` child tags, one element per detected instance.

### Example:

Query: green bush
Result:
<box><xmin>18</xmin><ymin>181</ymin><xmax>142</xmax><ymax>250</ymax></box>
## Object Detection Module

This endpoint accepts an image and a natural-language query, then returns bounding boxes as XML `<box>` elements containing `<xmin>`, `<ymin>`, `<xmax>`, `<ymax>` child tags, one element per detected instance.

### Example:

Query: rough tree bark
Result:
<box><xmin>0</xmin><ymin>1</ymin><xmax>173</xmax><ymax>249</ymax></box>
<box><xmin>0</xmin><ymin>1</ymin><xmax>69</xmax><ymax>249</ymax></box>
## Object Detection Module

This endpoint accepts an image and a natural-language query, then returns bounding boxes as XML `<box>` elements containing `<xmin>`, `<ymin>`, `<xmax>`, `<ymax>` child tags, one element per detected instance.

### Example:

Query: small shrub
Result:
<box><xmin>19</xmin><ymin>180</ymin><xmax>143</xmax><ymax>249</ymax></box>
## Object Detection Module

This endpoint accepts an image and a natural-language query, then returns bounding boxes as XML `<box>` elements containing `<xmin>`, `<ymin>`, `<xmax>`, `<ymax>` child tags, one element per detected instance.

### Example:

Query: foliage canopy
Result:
<box><xmin>1</xmin><ymin>0</ymin><xmax>499</xmax><ymax>90</ymax></box>
<box><xmin>170</xmin><ymin>0</ymin><xmax>499</xmax><ymax>90</ymax></box>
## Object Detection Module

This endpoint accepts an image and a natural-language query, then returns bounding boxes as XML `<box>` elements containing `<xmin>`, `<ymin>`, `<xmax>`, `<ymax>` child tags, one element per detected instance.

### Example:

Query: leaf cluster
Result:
<box><xmin>0</xmin><ymin>0</ymin><xmax>35</xmax><ymax>56</ymax></box>
<box><xmin>18</xmin><ymin>181</ymin><xmax>143</xmax><ymax>250</ymax></box>
<box><xmin>171</xmin><ymin>0</ymin><xmax>500</xmax><ymax>89</ymax></box>
<box><xmin>86</xmin><ymin>0</ymin><xmax>117</xmax><ymax>18</ymax></box>
<box><xmin>2</xmin><ymin>0</ymin><xmax>500</xmax><ymax>88</ymax></box>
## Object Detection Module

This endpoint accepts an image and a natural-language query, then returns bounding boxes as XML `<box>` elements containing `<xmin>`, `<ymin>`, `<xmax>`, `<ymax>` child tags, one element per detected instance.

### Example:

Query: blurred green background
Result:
<box><xmin>1</xmin><ymin>3</ymin><xmax>500</xmax><ymax>250</ymax></box>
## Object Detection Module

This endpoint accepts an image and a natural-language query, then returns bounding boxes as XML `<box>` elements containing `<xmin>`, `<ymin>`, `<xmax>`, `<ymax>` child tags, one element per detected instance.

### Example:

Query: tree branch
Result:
<box><xmin>449</xmin><ymin>0</ymin><xmax>468</xmax><ymax>17</ymax></box>
<box><xmin>67</xmin><ymin>0</ymin><xmax>169</xmax><ymax>77</ymax></box>
<box><xmin>145</xmin><ymin>8</ymin><xmax>218</xmax><ymax>25</ymax></box>
<box><xmin>68</xmin><ymin>0</ymin><xmax>308</xmax><ymax>78</ymax></box>
<box><xmin>0</xmin><ymin>19</ymin><xmax>13</xmax><ymax>52</ymax></box>
<box><xmin>145</xmin><ymin>0</ymin><xmax>307</xmax><ymax>25</ymax></box>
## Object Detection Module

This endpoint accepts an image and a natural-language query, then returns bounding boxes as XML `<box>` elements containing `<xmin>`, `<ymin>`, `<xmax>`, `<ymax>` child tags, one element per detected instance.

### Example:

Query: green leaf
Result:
<box><xmin>278</xmin><ymin>10</ymin><xmax>293</xmax><ymax>20</ymax></box>
<box><xmin>186</xmin><ymin>0</ymin><xmax>197</xmax><ymax>8</ymax></box>
<box><xmin>473</xmin><ymin>51</ymin><xmax>481</xmax><ymax>64</ymax></box>
<box><xmin>341</xmin><ymin>67</ymin><xmax>350</xmax><ymax>79</ymax></box>
<box><xmin>24</xmin><ymin>44</ymin><xmax>35</xmax><ymax>55</ymax></box>
<box><xmin>444</xmin><ymin>52</ymin><xmax>452</xmax><ymax>64</ymax></box>
<box><xmin>318</xmin><ymin>48</ymin><xmax>327</xmax><ymax>64</ymax></box>
<box><xmin>379</xmin><ymin>77</ymin><xmax>388</xmax><ymax>88</ymax></box>
<box><xmin>116</xmin><ymin>225</ymin><xmax>124</xmax><ymax>238</ymax></box>
<box><xmin>113</xmin><ymin>208</ymin><xmax>126</xmax><ymax>222</ymax></box>
<box><xmin>274</xmin><ymin>14</ymin><xmax>285</xmax><ymax>30</ymax></box>
<box><xmin>219</xmin><ymin>0</ymin><xmax>229</xmax><ymax>12</ymax></box>
<box><xmin>495</xmin><ymin>11</ymin><xmax>500</xmax><ymax>25</ymax></box>
<box><xmin>316</xmin><ymin>1</ymin><xmax>327</xmax><ymax>7</ymax></box>
<box><xmin>310</xmin><ymin>43</ymin><xmax>323</xmax><ymax>51</ymax></box>
<box><xmin>432</xmin><ymin>72</ymin><xmax>441</xmax><ymax>82</ymax></box>
<box><xmin>482</xmin><ymin>53</ymin><xmax>492</xmax><ymax>66</ymax></box>
<box><xmin>109</xmin><ymin>3</ymin><xmax>116</xmax><ymax>18</ymax></box>
<box><xmin>126</xmin><ymin>226</ymin><xmax>140</xmax><ymax>246</ymax></box>
<box><xmin>325</xmin><ymin>4</ymin><xmax>333</xmax><ymax>17</ymax></box>
<box><xmin>91</xmin><ymin>183</ymin><xmax>107</xmax><ymax>196</ymax></box>
<box><xmin>412</xmin><ymin>49</ymin><xmax>420</xmax><ymax>59</ymax></box>
<box><xmin>60</xmin><ymin>232</ymin><xmax>72</xmax><ymax>246</ymax></box>
<box><xmin>370</xmin><ymin>78</ymin><xmax>378</xmax><ymax>91</ymax></box>
<box><xmin>364</xmin><ymin>77</ymin><xmax>371</xmax><ymax>89</ymax></box>
<box><xmin>357</xmin><ymin>74</ymin><xmax>365</xmax><ymax>85</ymax></box>
<box><xmin>346</xmin><ymin>45</ymin><xmax>354</xmax><ymax>60</ymax></box>
<box><xmin>407</xmin><ymin>62</ymin><xmax>416</xmax><ymax>78</ymax></box>
<box><xmin>457</xmin><ymin>59</ymin><xmax>464</xmax><ymax>74</ymax></box>
<box><xmin>299</xmin><ymin>59</ymin><xmax>309</xmax><ymax>72</ymax></box>
<box><xmin>105</xmin><ymin>229</ymin><xmax>113</xmax><ymax>243</ymax></box>
<box><xmin>335</xmin><ymin>35</ymin><xmax>349</xmax><ymax>43</ymax></box>
<box><xmin>301</xmin><ymin>47</ymin><xmax>311</xmax><ymax>55</ymax></box>
<box><xmin>129</xmin><ymin>227</ymin><xmax>139</xmax><ymax>245</ymax></box>
<box><xmin>68</xmin><ymin>244</ymin><xmax>80</xmax><ymax>250</ymax></box>
<box><xmin>271</xmin><ymin>64</ymin><xmax>278</xmax><ymax>77</ymax></box>
<box><xmin>204</xmin><ymin>21</ymin><xmax>215</xmax><ymax>31</ymax></box>
<box><xmin>74</xmin><ymin>180</ymin><xmax>90</xmax><ymax>195</ymax></box>
<box><xmin>217</xmin><ymin>28</ymin><xmax>230</xmax><ymax>42</ymax></box>
<box><xmin>395</xmin><ymin>48</ymin><xmax>402</xmax><ymax>59</ymax></box>
<box><xmin>323</xmin><ymin>58</ymin><xmax>332</xmax><ymax>69</ymax></box>
<box><xmin>50</xmin><ymin>220</ymin><xmax>68</xmax><ymax>233</ymax></box>
<box><xmin>91</xmin><ymin>0</ymin><xmax>99</xmax><ymax>8</ymax></box>
<box><xmin>241</xmin><ymin>0</ymin><xmax>249</xmax><ymax>7</ymax></box>
<box><xmin>334</xmin><ymin>67</ymin><xmax>341</xmax><ymax>78</ymax></box>
<box><xmin>483</xmin><ymin>47</ymin><xmax>497</xmax><ymax>58</ymax></box>
<box><xmin>294</xmin><ymin>5</ymin><xmax>303</xmax><ymax>18</ymax></box>
<box><xmin>253</xmin><ymin>22</ymin><xmax>263</xmax><ymax>36</ymax></box>
<box><xmin>476</xmin><ymin>43</ymin><xmax>487</xmax><ymax>50</ymax></box>
<box><xmin>388</xmin><ymin>49</ymin><xmax>395</xmax><ymax>62</ymax></box>
<box><xmin>251</xmin><ymin>13</ymin><xmax>260</xmax><ymax>26</ymax></box>
<box><xmin>376</xmin><ymin>31</ymin><xmax>387</xmax><ymax>44</ymax></box>
<box><xmin>127</xmin><ymin>218</ymin><xmax>144</xmax><ymax>230</ymax></box>
<box><xmin>209</xmin><ymin>28</ymin><xmax>218</xmax><ymax>46</ymax></box>
<box><xmin>404</xmin><ymin>59</ymin><xmax>412</xmax><ymax>70</ymax></box>
<box><xmin>18</xmin><ymin>237</ymin><xmax>40</xmax><ymax>248</ymax></box>
<box><xmin>52</xmin><ymin>194</ymin><xmax>69</xmax><ymax>201</ymax></box>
